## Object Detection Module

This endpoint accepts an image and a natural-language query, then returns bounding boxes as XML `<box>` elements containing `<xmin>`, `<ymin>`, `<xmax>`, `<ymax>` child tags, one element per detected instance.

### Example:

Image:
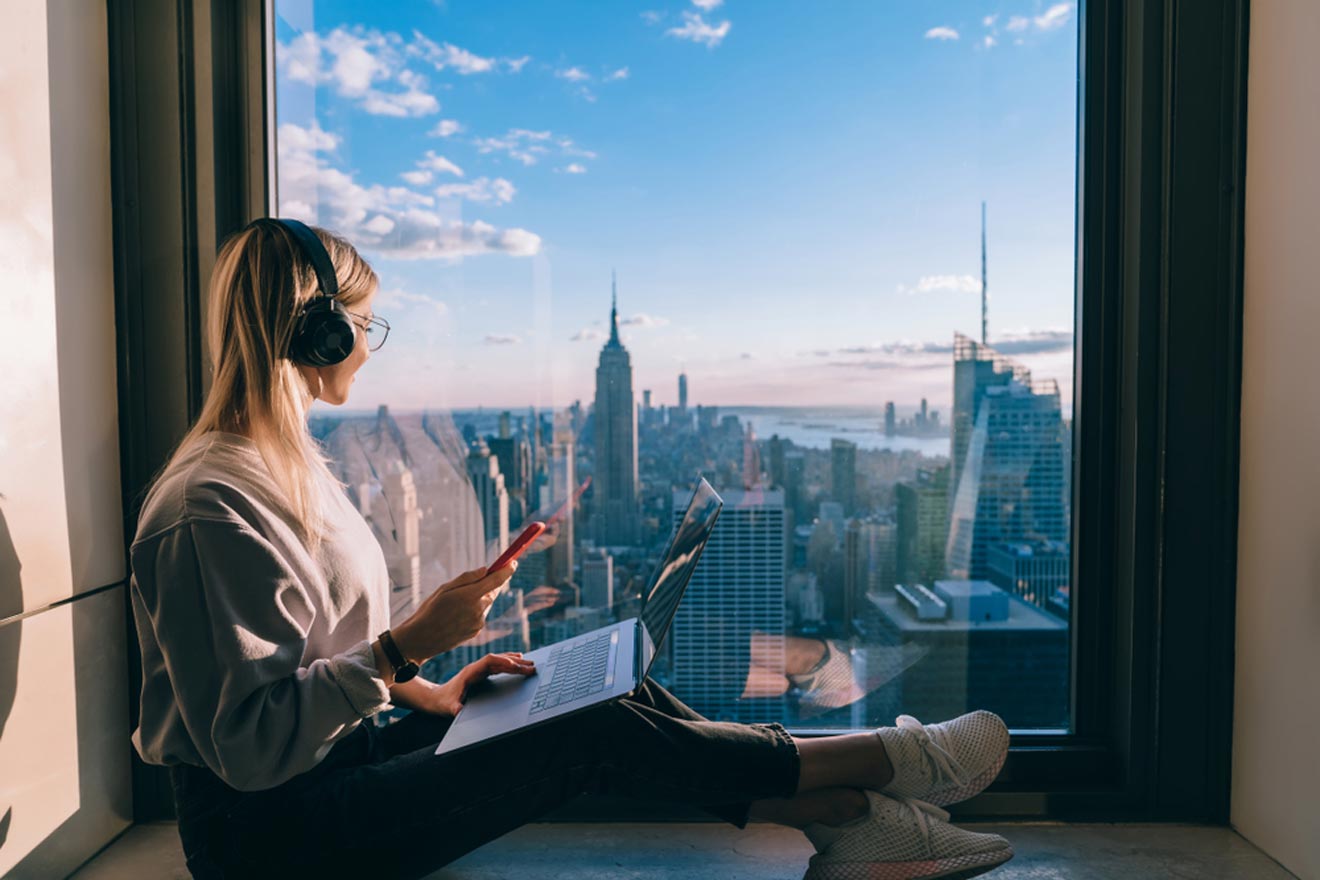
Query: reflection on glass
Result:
<box><xmin>279</xmin><ymin>1</ymin><xmax>1077</xmax><ymax>732</ymax></box>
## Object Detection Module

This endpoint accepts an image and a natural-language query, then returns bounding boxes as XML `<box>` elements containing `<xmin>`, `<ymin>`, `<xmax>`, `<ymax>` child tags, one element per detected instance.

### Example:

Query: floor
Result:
<box><xmin>69</xmin><ymin>820</ymin><xmax>1299</xmax><ymax>879</ymax></box>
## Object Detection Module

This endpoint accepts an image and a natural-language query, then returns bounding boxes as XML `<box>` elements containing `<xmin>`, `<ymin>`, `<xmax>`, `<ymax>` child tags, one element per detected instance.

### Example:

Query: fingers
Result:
<box><xmin>438</xmin><ymin>566</ymin><xmax>489</xmax><ymax>593</ymax></box>
<box><xmin>483</xmin><ymin>652</ymin><xmax>536</xmax><ymax>675</ymax></box>
<box><xmin>446</xmin><ymin>564</ymin><xmax>513</xmax><ymax>597</ymax></box>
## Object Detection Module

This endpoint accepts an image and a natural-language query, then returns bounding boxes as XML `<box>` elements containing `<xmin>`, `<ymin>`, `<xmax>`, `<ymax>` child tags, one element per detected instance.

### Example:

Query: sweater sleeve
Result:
<box><xmin>132</xmin><ymin>518</ymin><xmax>392</xmax><ymax>792</ymax></box>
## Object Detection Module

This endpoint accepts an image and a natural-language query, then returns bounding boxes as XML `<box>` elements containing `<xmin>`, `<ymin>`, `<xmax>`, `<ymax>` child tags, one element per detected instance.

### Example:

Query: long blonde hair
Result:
<box><xmin>149</xmin><ymin>221</ymin><xmax>378</xmax><ymax>553</ymax></box>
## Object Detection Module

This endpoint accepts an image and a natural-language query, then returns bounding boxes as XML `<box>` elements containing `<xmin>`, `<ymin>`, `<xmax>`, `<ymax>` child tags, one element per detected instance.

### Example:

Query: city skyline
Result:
<box><xmin>276</xmin><ymin>0</ymin><xmax>1079</xmax><ymax>413</ymax></box>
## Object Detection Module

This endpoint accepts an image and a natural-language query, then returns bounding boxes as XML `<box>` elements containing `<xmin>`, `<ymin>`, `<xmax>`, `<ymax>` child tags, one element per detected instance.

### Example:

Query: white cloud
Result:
<box><xmin>428</xmin><ymin>119</ymin><xmax>464</xmax><ymax>137</ymax></box>
<box><xmin>278</xmin><ymin>121</ymin><xmax>339</xmax><ymax>153</ymax></box>
<box><xmin>619</xmin><ymin>313</ymin><xmax>669</xmax><ymax>327</ymax></box>
<box><xmin>418</xmin><ymin>151</ymin><xmax>465</xmax><ymax>177</ymax></box>
<box><xmin>400</xmin><ymin>169</ymin><xmax>434</xmax><ymax>185</ymax></box>
<box><xmin>278</xmin><ymin>28</ymin><xmax>441</xmax><ymax>117</ymax></box>
<box><xmin>557</xmin><ymin>138</ymin><xmax>598</xmax><ymax>159</ymax></box>
<box><xmin>434</xmin><ymin>177</ymin><xmax>517</xmax><ymax>204</ymax></box>
<box><xmin>362</xmin><ymin>215</ymin><xmax>395</xmax><ymax>236</ymax></box>
<box><xmin>375</xmin><ymin>287</ymin><xmax>449</xmax><ymax>315</ymax></box>
<box><xmin>556</xmin><ymin>66</ymin><xmax>590</xmax><ymax>82</ymax></box>
<box><xmin>991</xmin><ymin>328</ymin><xmax>1073</xmax><ymax>355</ymax></box>
<box><xmin>505</xmin><ymin>55</ymin><xmax>532</xmax><ymax>73</ymax></box>
<box><xmin>984</xmin><ymin>34</ymin><xmax>998</xmax><ymax>48</ymax></box>
<box><xmin>691</xmin><ymin>0</ymin><xmax>723</xmax><ymax>9</ymax></box>
<box><xmin>640</xmin><ymin>10</ymin><xmax>664</xmax><ymax>26</ymax></box>
<box><xmin>1005</xmin><ymin>16</ymin><xmax>1030</xmax><ymax>32</ymax></box>
<box><xmin>561</xmin><ymin>163</ymin><xmax>587</xmax><ymax>174</ymax></box>
<box><xmin>608</xmin><ymin>67</ymin><xmax>630</xmax><ymax>81</ymax></box>
<box><xmin>1034</xmin><ymin>2</ymin><xmax>1074</xmax><ymax>31</ymax></box>
<box><xmin>277</xmin><ymin>121</ymin><xmax>541</xmax><ymax>261</ymax></box>
<box><xmin>475</xmin><ymin>129</ymin><xmax>588</xmax><ymax>167</ymax></box>
<box><xmin>408</xmin><ymin>31</ymin><xmax>496</xmax><ymax>74</ymax></box>
<box><xmin>666</xmin><ymin>11</ymin><xmax>731</xmax><ymax>47</ymax></box>
<box><xmin>898</xmin><ymin>274</ymin><xmax>982</xmax><ymax>295</ymax></box>
<box><xmin>484</xmin><ymin>334</ymin><xmax>522</xmax><ymax>345</ymax></box>
<box><xmin>925</xmin><ymin>26</ymin><xmax>960</xmax><ymax>41</ymax></box>
<box><xmin>983</xmin><ymin>14</ymin><xmax>999</xmax><ymax>27</ymax></box>
<box><xmin>570</xmin><ymin>327</ymin><xmax>606</xmax><ymax>342</ymax></box>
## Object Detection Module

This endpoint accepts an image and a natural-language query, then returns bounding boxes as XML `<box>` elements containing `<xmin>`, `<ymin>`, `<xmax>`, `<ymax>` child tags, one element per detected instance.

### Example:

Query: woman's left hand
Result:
<box><xmin>418</xmin><ymin>652</ymin><xmax>537</xmax><ymax>717</ymax></box>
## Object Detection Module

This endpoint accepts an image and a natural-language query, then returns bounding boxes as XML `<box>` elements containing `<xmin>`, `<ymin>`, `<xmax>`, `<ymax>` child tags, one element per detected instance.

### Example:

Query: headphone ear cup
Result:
<box><xmin>290</xmin><ymin>296</ymin><xmax>356</xmax><ymax>367</ymax></box>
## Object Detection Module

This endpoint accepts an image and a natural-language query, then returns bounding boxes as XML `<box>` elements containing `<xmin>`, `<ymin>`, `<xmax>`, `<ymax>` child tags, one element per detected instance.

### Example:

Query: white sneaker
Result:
<box><xmin>877</xmin><ymin>712</ymin><xmax>1010</xmax><ymax>807</ymax></box>
<box><xmin>802</xmin><ymin>790</ymin><xmax>1013</xmax><ymax>880</ymax></box>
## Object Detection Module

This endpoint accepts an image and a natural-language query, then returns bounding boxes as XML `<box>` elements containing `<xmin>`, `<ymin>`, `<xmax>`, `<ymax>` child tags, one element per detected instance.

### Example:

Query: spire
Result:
<box><xmin>981</xmin><ymin>201</ymin><xmax>988</xmax><ymax>346</ymax></box>
<box><xmin>608</xmin><ymin>270</ymin><xmax>621</xmax><ymax>347</ymax></box>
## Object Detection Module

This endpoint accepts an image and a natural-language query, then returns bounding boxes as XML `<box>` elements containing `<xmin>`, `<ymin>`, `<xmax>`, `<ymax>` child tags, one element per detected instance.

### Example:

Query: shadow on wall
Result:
<box><xmin>0</xmin><ymin>495</ymin><xmax>22</xmax><ymax>850</ymax></box>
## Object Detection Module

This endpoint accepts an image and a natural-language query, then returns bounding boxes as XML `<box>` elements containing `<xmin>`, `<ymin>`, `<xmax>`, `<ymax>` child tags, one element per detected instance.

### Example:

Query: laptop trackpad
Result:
<box><xmin>457</xmin><ymin>672</ymin><xmax>535</xmax><ymax>721</ymax></box>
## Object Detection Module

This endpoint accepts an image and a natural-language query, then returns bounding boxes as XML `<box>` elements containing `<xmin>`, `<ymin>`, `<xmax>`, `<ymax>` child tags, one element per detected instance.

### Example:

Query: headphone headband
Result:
<box><xmin>250</xmin><ymin>217</ymin><xmax>339</xmax><ymax>298</ymax></box>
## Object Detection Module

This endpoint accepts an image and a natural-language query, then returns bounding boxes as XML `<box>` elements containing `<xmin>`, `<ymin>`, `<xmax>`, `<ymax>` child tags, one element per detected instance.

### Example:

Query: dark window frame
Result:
<box><xmin>110</xmin><ymin>0</ymin><xmax>1248</xmax><ymax>822</ymax></box>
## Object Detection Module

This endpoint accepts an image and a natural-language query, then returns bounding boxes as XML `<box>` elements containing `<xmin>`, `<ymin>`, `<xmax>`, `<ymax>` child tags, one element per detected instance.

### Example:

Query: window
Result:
<box><xmin>273</xmin><ymin>0</ymin><xmax>1079</xmax><ymax>734</ymax></box>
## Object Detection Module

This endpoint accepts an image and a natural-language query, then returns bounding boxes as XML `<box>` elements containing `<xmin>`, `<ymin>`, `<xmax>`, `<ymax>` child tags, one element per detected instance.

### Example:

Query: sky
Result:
<box><xmin>274</xmin><ymin>0</ymin><xmax>1079</xmax><ymax>415</ymax></box>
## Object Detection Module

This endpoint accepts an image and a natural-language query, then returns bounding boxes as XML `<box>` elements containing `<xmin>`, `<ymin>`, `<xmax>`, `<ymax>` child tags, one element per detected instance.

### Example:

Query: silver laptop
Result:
<box><xmin>435</xmin><ymin>478</ymin><xmax>723</xmax><ymax>756</ymax></box>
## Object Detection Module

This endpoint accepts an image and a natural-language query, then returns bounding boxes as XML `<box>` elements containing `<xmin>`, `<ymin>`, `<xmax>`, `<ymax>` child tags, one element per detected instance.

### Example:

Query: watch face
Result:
<box><xmin>396</xmin><ymin>662</ymin><xmax>420</xmax><ymax>683</ymax></box>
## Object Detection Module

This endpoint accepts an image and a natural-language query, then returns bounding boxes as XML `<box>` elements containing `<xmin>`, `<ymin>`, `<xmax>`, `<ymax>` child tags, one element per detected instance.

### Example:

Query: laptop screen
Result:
<box><xmin>639</xmin><ymin>478</ymin><xmax>723</xmax><ymax>663</ymax></box>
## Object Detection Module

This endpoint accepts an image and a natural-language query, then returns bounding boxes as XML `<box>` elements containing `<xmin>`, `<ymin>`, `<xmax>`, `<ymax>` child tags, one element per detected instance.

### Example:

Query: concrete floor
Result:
<box><xmin>69</xmin><ymin>820</ymin><xmax>1299</xmax><ymax>879</ymax></box>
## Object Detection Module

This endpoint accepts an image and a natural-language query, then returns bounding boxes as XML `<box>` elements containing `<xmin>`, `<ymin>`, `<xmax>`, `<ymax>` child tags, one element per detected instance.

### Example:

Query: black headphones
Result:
<box><xmin>248</xmin><ymin>217</ymin><xmax>357</xmax><ymax>367</ymax></box>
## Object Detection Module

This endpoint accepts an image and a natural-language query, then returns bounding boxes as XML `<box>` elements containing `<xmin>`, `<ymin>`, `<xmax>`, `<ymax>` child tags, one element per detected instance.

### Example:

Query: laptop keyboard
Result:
<box><xmin>529</xmin><ymin>630</ymin><xmax>615</xmax><ymax>716</ymax></box>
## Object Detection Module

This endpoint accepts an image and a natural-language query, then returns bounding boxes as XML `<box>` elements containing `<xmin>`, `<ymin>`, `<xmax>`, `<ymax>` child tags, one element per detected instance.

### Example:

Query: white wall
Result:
<box><xmin>0</xmin><ymin>0</ymin><xmax>131</xmax><ymax>876</ymax></box>
<box><xmin>1233</xmin><ymin>2</ymin><xmax>1320</xmax><ymax>878</ymax></box>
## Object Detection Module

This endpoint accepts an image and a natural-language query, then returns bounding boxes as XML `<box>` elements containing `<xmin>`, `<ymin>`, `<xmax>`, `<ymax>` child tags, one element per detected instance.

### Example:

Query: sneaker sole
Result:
<box><xmin>803</xmin><ymin>846</ymin><xmax>1013</xmax><ymax>880</ymax></box>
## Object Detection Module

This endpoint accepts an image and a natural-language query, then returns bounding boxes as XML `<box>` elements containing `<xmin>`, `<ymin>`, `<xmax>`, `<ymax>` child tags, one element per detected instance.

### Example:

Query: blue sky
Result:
<box><xmin>275</xmin><ymin>0</ymin><xmax>1078</xmax><ymax>414</ymax></box>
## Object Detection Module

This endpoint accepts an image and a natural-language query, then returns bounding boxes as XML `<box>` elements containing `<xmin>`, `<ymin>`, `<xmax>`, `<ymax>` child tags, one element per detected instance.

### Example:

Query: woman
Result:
<box><xmin>127</xmin><ymin>218</ymin><xmax>1015</xmax><ymax>880</ymax></box>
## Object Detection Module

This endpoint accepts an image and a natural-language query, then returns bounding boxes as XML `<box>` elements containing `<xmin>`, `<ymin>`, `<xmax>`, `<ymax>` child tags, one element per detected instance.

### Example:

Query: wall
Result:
<box><xmin>0</xmin><ymin>0</ymin><xmax>132</xmax><ymax>875</ymax></box>
<box><xmin>1233</xmin><ymin>1</ymin><xmax>1320</xmax><ymax>877</ymax></box>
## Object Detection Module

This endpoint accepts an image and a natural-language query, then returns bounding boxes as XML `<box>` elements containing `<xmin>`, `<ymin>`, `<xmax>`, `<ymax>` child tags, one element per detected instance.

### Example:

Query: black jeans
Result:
<box><xmin>170</xmin><ymin>677</ymin><xmax>801</xmax><ymax>880</ymax></box>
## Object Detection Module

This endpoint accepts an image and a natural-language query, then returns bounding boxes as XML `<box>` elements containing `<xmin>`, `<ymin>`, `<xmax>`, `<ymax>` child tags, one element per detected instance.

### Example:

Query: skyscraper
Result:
<box><xmin>946</xmin><ymin>340</ymin><xmax>1069</xmax><ymax>579</ymax></box>
<box><xmin>466</xmin><ymin>439</ymin><xmax>510</xmax><ymax>553</ymax></box>
<box><xmin>987</xmin><ymin>539</ymin><xmax>1070</xmax><ymax>614</ymax></box>
<box><xmin>487</xmin><ymin>433</ymin><xmax>531</xmax><ymax>526</ymax></box>
<box><xmin>591</xmin><ymin>279</ymin><xmax>640</xmax><ymax>546</ymax></box>
<box><xmin>896</xmin><ymin>466</ymin><xmax>950</xmax><ymax>586</ymax></box>
<box><xmin>830</xmin><ymin>438</ymin><xmax>858</xmax><ymax>515</ymax></box>
<box><xmin>742</xmin><ymin>421</ymin><xmax>762</xmax><ymax>489</ymax></box>
<box><xmin>884</xmin><ymin>402</ymin><xmax>896</xmax><ymax>437</ymax></box>
<box><xmin>678</xmin><ymin>371</ymin><xmax>688</xmax><ymax>411</ymax></box>
<box><xmin>670</xmin><ymin>487</ymin><xmax>787</xmax><ymax>723</ymax></box>
<box><xmin>948</xmin><ymin>333</ymin><xmax>1027</xmax><ymax>514</ymax></box>
<box><xmin>581</xmin><ymin>549</ymin><xmax>614</xmax><ymax>609</ymax></box>
<box><xmin>543</xmin><ymin>433</ymin><xmax>576</xmax><ymax>585</ymax></box>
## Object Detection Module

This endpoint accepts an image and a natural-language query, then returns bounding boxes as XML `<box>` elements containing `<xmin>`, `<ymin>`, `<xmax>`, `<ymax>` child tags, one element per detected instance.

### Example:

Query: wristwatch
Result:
<box><xmin>377</xmin><ymin>629</ymin><xmax>420</xmax><ymax>683</ymax></box>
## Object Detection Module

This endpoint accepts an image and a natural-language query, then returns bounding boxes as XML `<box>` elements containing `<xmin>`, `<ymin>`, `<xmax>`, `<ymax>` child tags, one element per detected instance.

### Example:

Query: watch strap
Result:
<box><xmin>377</xmin><ymin>629</ymin><xmax>419</xmax><ymax>680</ymax></box>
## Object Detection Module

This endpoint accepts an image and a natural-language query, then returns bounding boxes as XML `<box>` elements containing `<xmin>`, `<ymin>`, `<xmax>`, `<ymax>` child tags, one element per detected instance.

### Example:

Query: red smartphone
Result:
<box><xmin>489</xmin><ymin>521</ymin><xmax>547</xmax><ymax>572</ymax></box>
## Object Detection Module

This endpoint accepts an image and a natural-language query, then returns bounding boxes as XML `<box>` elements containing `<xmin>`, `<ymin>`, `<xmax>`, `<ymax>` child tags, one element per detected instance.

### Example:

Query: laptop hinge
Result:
<box><xmin>634</xmin><ymin>618</ymin><xmax>645</xmax><ymax>688</ymax></box>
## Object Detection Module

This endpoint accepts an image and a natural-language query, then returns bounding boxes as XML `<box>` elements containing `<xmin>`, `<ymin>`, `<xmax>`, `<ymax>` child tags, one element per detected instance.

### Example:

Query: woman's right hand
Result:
<box><xmin>391</xmin><ymin>564</ymin><xmax>517</xmax><ymax>661</ymax></box>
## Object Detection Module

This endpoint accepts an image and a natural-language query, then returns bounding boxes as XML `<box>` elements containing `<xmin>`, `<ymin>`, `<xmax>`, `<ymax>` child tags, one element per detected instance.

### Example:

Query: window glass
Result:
<box><xmin>275</xmin><ymin>0</ymin><xmax>1077</xmax><ymax>732</ymax></box>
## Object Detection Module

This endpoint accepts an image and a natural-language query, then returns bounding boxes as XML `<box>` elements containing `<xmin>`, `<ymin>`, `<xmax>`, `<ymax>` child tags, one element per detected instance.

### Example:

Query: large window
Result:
<box><xmin>273</xmin><ymin>0</ymin><xmax>1079</xmax><ymax>733</ymax></box>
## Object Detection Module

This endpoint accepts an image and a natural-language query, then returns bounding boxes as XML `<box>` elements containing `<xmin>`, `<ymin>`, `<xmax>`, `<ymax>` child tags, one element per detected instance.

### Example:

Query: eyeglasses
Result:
<box><xmin>347</xmin><ymin>311</ymin><xmax>390</xmax><ymax>352</ymax></box>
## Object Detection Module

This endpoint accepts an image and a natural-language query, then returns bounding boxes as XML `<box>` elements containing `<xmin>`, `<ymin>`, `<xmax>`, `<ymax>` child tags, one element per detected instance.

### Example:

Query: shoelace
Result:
<box><xmin>897</xmin><ymin>795</ymin><xmax>952</xmax><ymax>856</ymax></box>
<box><xmin>895</xmin><ymin>714</ymin><xmax>971</xmax><ymax>791</ymax></box>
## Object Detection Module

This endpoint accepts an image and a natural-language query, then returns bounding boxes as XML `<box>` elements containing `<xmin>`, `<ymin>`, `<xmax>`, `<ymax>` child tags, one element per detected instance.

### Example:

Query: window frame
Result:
<box><xmin>110</xmin><ymin>0</ymin><xmax>1248</xmax><ymax>822</ymax></box>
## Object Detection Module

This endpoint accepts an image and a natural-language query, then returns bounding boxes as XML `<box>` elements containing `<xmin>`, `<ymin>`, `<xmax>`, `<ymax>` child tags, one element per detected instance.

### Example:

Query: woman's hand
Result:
<box><xmin>418</xmin><ymin>652</ymin><xmax>537</xmax><ymax>717</ymax></box>
<box><xmin>392</xmin><ymin>565</ymin><xmax>517</xmax><ymax>662</ymax></box>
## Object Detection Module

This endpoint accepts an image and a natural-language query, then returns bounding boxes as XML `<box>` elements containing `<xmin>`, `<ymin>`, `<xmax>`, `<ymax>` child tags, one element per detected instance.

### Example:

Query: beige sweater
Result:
<box><xmin>128</xmin><ymin>431</ymin><xmax>393</xmax><ymax>792</ymax></box>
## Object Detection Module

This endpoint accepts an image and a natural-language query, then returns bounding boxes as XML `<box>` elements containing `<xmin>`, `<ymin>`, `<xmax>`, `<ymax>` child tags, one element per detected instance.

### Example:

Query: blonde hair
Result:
<box><xmin>149</xmin><ymin>221</ymin><xmax>378</xmax><ymax>553</ymax></box>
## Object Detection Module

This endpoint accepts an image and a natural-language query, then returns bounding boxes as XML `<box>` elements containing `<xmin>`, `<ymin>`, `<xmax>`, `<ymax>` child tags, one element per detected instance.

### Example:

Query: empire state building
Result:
<box><xmin>592</xmin><ymin>277</ymin><xmax>640</xmax><ymax>546</ymax></box>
